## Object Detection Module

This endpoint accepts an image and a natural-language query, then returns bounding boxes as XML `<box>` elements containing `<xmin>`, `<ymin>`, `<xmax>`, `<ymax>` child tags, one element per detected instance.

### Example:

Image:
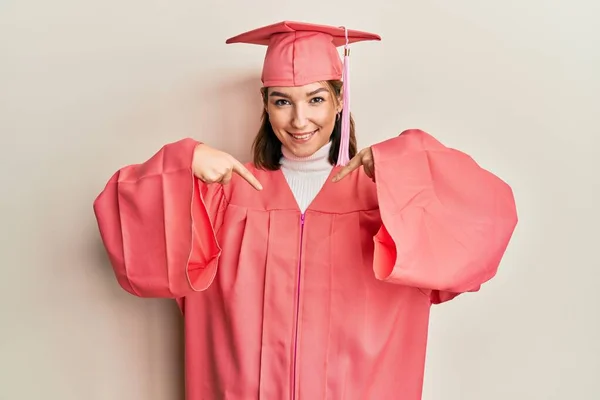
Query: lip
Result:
<box><xmin>288</xmin><ymin>129</ymin><xmax>317</xmax><ymax>142</ymax></box>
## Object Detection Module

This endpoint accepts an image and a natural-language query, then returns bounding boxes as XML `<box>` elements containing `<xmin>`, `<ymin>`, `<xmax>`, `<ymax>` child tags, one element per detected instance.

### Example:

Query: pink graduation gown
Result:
<box><xmin>93</xmin><ymin>129</ymin><xmax>517</xmax><ymax>400</ymax></box>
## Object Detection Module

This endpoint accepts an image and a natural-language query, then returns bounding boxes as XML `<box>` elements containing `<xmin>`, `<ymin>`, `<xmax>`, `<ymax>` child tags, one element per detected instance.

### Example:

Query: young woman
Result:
<box><xmin>93</xmin><ymin>21</ymin><xmax>518</xmax><ymax>400</ymax></box>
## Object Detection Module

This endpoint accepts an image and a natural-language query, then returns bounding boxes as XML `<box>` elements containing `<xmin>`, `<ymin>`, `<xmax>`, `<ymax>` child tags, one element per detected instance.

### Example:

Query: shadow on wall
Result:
<box><xmin>88</xmin><ymin>72</ymin><xmax>262</xmax><ymax>400</ymax></box>
<box><xmin>191</xmin><ymin>72</ymin><xmax>264</xmax><ymax>162</ymax></box>
<box><xmin>103</xmin><ymin>71</ymin><xmax>263</xmax><ymax>164</ymax></box>
<box><xmin>92</xmin><ymin>228</ymin><xmax>186</xmax><ymax>400</ymax></box>
<box><xmin>91</xmin><ymin>71</ymin><xmax>264</xmax><ymax>298</ymax></box>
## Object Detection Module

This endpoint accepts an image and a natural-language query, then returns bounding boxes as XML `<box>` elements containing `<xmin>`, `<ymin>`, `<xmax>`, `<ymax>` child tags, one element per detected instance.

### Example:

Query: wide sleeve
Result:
<box><xmin>92</xmin><ymin>138</ymin><xmax>225</xmax><ymax>299</ymax></box>
<box><xmin>370</xmin><ymin>129</ymin><xmax>518</xmax><ymax>304</ymax></box>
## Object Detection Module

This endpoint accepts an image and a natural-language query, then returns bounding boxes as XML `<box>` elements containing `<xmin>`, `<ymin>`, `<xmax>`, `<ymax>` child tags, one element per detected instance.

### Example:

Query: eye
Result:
<box><xmin>310</xmin><ymin>97</ymin><xmax>325</xmax><ymax>104</ymax></box>
<box><xmin>274</xmin><ymin>99</ymin><xmax>291</xmax><ymax>107</ymax></box>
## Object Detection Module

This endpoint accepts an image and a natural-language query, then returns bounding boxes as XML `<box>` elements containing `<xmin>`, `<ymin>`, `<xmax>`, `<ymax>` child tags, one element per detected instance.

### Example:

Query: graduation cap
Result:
<box><xmin>226</xmin><ymin>21</ymin><xmax>381</xmax><ymax>166</ymax></box>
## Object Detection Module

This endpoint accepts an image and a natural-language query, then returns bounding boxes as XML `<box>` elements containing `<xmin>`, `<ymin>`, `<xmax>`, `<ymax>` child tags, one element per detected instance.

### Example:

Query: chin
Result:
<box><xmin>289</xmin><ymin>140</ymin><xmax>326</xmax><ymax>157</ymax></box>
<box><xmin>292</xmin><ymin>147</ymin><xmax>318</xmax><ymax>157</ymax></box>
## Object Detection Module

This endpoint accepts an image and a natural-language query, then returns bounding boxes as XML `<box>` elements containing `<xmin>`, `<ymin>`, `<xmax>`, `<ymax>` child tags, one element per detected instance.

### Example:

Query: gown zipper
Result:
<box><xmin>292</xmin><ymin>212</ymin><xmax>305</xmax><ymax>399</ymax></box>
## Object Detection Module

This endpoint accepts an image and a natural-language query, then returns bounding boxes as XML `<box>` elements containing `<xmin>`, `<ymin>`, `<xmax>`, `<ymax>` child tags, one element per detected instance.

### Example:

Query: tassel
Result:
<box><xmin>337</xmin><ymin>28</ymin><xmax>351</xmax><ymax>166</ymax></box>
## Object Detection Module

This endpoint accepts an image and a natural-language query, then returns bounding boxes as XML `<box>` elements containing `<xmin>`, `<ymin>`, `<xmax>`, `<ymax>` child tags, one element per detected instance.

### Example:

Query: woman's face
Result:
<box><xmin>266</xmin><ymin>82</ymin><xmax>341</xmax><ymax>158</ymax></box>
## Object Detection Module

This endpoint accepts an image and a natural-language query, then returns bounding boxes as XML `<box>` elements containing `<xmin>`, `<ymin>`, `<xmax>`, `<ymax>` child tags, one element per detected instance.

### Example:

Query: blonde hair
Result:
<box><xmin>252</xmin><ymin>80</ymin><xmax>357</xmax><ymax>170</ymax></box>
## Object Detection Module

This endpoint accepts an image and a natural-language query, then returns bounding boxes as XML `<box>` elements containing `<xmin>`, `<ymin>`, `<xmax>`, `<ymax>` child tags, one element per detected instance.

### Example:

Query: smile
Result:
<box><xmin>288</xmin><ymin>130</ymin><xmax>317</xmax><ymax>142</ymax></box>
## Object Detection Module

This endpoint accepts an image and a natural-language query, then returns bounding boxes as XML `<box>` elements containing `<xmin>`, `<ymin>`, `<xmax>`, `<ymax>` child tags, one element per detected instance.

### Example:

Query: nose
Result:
<box><xmin>291</xmin><ymin>103</ymin><xmax>309</xmax><ymax>130</ymax></box>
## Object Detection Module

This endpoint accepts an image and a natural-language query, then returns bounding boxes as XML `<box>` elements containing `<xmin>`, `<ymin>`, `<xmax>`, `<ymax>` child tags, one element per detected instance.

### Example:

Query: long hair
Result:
<box><xmin>252</xmin><ymin>80</ymin><xmax>357</xmax><ymax>170</ymax></box>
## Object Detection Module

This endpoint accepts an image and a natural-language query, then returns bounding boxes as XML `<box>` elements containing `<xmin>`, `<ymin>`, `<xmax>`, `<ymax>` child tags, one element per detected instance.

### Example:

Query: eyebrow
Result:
<box><xmin>269</xmin><ymin>87</ymin><xmax>329</xmax><ymax>98</ymax></box>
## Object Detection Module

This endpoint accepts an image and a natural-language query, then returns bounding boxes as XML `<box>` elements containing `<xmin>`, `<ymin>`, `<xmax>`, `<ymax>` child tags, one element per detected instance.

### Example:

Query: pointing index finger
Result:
<box><xmin>231</xmin><ymin>159</ymin><xmax>263</xmax><ymax>191</ymax></box>
<box><xmin>332</xmin><ymin>154</ymin><xmax>362</xmax><ymax>182</ymax></box>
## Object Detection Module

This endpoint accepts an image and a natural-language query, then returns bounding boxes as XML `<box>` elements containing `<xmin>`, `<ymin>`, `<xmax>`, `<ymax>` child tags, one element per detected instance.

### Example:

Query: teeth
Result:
<box><xmin>292</xmin><ymin>131</ymin><xmax>315</xmax><ymax>140</ymax></box>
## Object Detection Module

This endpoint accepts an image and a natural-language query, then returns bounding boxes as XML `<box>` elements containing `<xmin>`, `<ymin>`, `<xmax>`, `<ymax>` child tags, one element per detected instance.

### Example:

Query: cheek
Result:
<box><xmin>268</xmin><ymin>109</ymin><xmax>288</xmax><ymax>130</ymax></box>
<box><xmin>316</xmin><ymin>107</ymin><xmax>337</xmax><ymax>127</ymax></box>
<box><xmin>267</xmin><ymin>110</ymin><xmax>292</xmax><ymax>143</ymax></box>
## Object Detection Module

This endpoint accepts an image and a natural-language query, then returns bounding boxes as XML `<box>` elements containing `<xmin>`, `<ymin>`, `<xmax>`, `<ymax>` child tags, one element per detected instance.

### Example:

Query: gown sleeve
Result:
<box><xmin>92</xmin><ymin>138</ymin><xmax>225</xmax><ymax>299</ymax></box>
<box><xmin>370</xmin><ymin>129</ymin><xmax>518</xmax><ymax>304</ymax></box>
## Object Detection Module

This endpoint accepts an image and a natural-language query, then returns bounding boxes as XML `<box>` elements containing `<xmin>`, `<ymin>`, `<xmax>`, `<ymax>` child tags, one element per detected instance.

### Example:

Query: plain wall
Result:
<box><xmin>1</xmin><ymin>0</ymin><xmax>599</xmax><ymax>399</ymax></box>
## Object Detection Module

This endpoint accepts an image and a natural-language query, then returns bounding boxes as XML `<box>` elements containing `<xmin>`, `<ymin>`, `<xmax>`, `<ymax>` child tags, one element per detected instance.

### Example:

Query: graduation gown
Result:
<box><xmin>93</xmin><ymin>129</ymin><xmax>518</xmax><ymax>400</ymax></box>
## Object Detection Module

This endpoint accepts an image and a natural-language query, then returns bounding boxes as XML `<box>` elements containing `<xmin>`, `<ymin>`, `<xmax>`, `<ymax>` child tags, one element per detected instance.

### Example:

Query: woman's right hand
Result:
<box><xmin>192</xmin><ymin>144</ymin><xmax>263</xmax><ymax>191</ymax></box>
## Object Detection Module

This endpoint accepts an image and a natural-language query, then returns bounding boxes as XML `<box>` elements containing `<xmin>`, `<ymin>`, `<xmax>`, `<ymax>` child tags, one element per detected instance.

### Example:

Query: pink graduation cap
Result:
<box><xmin>226</xmin><ymin>21</ymin><xmax>381</xmax><ymax>166</ymax></box>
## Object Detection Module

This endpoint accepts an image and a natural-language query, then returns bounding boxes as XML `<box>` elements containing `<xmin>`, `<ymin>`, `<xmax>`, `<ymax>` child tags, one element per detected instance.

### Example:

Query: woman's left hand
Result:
<box><xmin>332</xmin><ymin>147</ymin><xmax>375</xmax><ymax>182</ymax></box>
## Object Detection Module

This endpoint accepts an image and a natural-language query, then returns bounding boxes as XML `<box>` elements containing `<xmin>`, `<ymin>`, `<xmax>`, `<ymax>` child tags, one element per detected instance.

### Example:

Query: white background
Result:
<box><xmin>1</xmin><ymin>0</ymin><xmax>599</xmax><ymax>399</ymax></box>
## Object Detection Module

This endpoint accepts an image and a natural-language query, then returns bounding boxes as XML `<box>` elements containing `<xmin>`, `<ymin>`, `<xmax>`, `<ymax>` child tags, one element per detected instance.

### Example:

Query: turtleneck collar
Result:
<box><xmin>280</xmin><ymin>141</ymin><xmax>334</xmax><ymax>173</ymax></box>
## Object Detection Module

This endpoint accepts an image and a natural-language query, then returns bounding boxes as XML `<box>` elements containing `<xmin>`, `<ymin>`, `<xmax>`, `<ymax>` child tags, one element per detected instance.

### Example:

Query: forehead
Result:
<box><xmin>268</xmin><ymin>81</ymin><xmax>329</xmax><ymax>96</ymax></box>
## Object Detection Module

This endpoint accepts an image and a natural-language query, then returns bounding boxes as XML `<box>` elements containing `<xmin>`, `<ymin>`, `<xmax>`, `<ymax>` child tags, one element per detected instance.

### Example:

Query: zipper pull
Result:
<box><xmin>300</xmin><ymin>213</ymin><xmax>305</xmax><ymax>225</ymax></box>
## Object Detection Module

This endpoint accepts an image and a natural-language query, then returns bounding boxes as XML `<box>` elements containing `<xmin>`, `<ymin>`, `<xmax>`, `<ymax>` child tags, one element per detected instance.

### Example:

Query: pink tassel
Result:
<box><xmin>337</xmin><ymin>29</ymin><xmax>351</xmax><ymax>166</ymax></box>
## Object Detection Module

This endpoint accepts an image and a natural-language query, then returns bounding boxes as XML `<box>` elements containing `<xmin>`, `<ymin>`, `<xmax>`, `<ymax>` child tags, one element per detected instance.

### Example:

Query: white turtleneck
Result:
<box><xmin>280</xmin><ymin>141</ymin><xmax>334</xmax><ymax>213</ymax></box>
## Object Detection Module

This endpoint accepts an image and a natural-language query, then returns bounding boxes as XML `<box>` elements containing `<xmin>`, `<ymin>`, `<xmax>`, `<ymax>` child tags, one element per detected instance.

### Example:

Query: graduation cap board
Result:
<box><xmin>226</xmin><ymin>21</ymin><xmax>381</xmax><ymax>166</ymax></box>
